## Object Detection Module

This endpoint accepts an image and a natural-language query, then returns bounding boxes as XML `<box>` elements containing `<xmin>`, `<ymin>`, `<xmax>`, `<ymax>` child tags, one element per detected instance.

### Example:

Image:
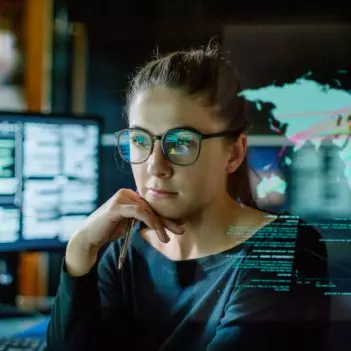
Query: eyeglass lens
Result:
<box><xmin>117</xmin><ymin>128</ymin><xmax>201</xmax><ymax>165</ymax></box>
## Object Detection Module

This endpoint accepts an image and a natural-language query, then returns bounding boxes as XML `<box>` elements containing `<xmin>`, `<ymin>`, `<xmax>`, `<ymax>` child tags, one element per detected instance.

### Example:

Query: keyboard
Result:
<box><xmin>0</xmin><ymin>304</ymin><xmax>40</xmax><ymax>319</ymax></box>
<box><xmin>0</xmin><ymin>337</ymin><xmax>46</xmax><ymax>350</ymax></box>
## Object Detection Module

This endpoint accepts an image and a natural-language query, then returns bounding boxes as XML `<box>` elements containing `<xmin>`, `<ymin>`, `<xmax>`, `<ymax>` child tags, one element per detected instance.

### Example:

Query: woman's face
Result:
<box><xmin>128</xmin><ymin>85</ymin><xmax>246</xmax><ymax>220</ymax></box>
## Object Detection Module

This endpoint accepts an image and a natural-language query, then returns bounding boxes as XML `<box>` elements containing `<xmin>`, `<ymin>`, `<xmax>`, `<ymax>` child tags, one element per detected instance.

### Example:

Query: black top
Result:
<box><xmin>46</xmin><ymin>213</ymin><xmax>330</xmax><ymax>351</ymax></box>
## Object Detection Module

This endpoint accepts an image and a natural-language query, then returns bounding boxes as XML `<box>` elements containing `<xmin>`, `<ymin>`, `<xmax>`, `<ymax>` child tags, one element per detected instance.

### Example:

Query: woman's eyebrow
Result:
<box><xmin>129</xmin><ymin>124</ymin><xmax>143</xmax><ymax>128</ymax></box>
<box><xmin>129</xmin><ymin>124</ymin><xmax>199</xmax><ymax>133</ymax></box>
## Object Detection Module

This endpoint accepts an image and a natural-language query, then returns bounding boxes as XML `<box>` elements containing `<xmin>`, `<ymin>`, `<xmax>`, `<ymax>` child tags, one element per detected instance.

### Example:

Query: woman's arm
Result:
<box><xmin>46</xmin><ymin>242</ymin><xmax>135</xmax><ymax>351</ymax></box>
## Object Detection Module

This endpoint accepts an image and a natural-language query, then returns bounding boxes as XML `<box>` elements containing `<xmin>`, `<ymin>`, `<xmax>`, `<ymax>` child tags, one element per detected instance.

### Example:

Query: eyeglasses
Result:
<box><xmin>114</xmin><ymin>126</ymin><xmax>245</xmax><ymax>166</ymax></box>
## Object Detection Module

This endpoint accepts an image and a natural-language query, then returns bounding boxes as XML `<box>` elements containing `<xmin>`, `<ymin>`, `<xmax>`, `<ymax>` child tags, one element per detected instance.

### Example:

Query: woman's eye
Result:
<box><xmin>132</xmin><ymin>138</ymin><xmax>148</xmax><ymax>146</ymax></box>
<box><xmin>177</xmin><ymin>139</ymin><xmax>193</xmax><ymax>146</ymax></box>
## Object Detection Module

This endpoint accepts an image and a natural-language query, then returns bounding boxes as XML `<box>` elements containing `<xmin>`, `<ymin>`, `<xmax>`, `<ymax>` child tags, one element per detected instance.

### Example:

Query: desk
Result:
<box><xmin>0</xmin><ymin>316</ymin><xmax>50</xmax><ymax>338</ymax></box>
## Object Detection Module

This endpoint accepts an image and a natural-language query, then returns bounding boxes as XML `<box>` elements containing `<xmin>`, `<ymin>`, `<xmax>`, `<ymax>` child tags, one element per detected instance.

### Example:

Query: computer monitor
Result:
<box><xmin>0</xmin><ymin>112</ymin><xmax>102</xmax><ymax>252</ymax></box>
<box><xmin>248</xmin><ymin>135</ymin><xmax>351</xmax><ymax>220</ymax></box>
<box><xmin>247</xmin><ymin>136</ymin><xmax>294</xmax><ymax>214</ymax></box>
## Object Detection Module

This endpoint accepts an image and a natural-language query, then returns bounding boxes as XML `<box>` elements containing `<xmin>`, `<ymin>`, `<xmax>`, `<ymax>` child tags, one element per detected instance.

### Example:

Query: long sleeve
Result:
<box><xmin>206</xmin><ymin>221</ymin><xmax>331</xmax><ymax>351</ymax></box>
<box><xmin>46</xmin><ymin>241</ymin><xmax>135</xmax><ymax>351</ymax></box>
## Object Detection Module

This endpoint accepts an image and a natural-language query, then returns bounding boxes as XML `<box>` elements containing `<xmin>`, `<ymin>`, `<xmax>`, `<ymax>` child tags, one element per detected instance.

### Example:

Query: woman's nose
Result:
<box><xmin>147</xmin><ymin>141</ymin><xmax>173</xmax><ymax>175</ymax></box>
<box><xmin>149</xmin><ymin>140</ymin><xmax>168</xmax><ymax>164</ymax></box>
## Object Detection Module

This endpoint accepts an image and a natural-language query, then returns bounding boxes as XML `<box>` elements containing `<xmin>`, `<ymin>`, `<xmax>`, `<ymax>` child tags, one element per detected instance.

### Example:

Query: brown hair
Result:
<box><xmin>125</xmin><ymin>41</ymin><xmax>259</xmax><ymax>209</ymax></box>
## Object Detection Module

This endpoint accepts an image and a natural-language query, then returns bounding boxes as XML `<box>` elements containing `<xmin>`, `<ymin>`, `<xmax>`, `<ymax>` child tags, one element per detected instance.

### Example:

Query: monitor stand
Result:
<box><xmin>0</xmin><ymin>253</ymin><xmax>38</xmax><ymax>318</ymax></box>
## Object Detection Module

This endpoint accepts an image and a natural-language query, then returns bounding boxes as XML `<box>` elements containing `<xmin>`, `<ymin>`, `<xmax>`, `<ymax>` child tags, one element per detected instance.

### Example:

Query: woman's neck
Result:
<box><xmin>142</xmin><ymin>195</ymin><xmax>270</xmax><ymax>261</ymax></box>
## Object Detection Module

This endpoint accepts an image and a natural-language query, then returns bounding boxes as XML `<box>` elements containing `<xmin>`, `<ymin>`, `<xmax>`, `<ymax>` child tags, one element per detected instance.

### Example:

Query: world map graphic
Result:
<box><xmin>240</xmin><ymin>71</ymin><xmax>351</xmax><ymax>213</ymax></box>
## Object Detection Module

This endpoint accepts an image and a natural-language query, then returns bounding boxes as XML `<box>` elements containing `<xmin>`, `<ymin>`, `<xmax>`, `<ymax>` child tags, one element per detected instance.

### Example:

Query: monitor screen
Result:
<box><xmin>0</xmin><ymin>112</ymin><xmax>101</xmax><ymax>252</ymax></box>
<box><xmin>247</xmin><ymin>137</ymin><xmax>293</xmax><ymax>213</ymax></box>
<box><xmin>248</xmin><ymin>136</ymin><xmax>351</xmax><ymax>220</ymax></box>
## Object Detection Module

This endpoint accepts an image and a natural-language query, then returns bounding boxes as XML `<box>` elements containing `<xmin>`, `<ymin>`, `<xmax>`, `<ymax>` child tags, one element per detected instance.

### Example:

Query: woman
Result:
<box><xmin>47</xmin><ymin>43</ymin><xmax>330</xmax><ymax>351</ymax></box>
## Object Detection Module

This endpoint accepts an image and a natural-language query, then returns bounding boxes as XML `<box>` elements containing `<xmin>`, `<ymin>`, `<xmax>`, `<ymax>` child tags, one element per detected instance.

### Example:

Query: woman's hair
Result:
<box><xmin>125</xmin><ymin>40</ymin><xmax>259</xmax><ymax>209</ymax></box>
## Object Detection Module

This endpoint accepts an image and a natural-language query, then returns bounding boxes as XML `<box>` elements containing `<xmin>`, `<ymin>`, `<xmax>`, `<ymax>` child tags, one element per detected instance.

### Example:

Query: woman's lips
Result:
<box><xmin>148</xmin><ymin>188</ymin><xmax>178</xmax><ymax>198</ymax></box>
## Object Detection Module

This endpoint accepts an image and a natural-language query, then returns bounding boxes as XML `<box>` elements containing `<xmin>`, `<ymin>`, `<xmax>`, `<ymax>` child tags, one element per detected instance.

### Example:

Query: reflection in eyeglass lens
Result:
<box><xmin>118</xmin><ymin>129</ymin><xmax>200</xmax><ymax>165</ymax></box>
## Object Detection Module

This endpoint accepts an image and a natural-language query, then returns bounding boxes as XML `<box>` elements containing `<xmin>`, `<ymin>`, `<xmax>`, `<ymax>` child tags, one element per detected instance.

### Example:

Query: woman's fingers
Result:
<box><xmin>160</xmin><ymin>217</ymin><xmax>185</xmax><ymax>235</ymax></box>
<box><xmin>131</xmin><ymin>192</ymin><xmax>185</xmax><ymax>236</ymax></box>
<box><xmin>114</xmin><ymin>204</ymin><xmax>171</xmax><ymax>243</ymax></box>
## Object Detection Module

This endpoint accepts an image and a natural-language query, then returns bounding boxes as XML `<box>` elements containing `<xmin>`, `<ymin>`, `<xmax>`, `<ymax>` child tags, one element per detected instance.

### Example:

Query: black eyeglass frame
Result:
<box><xmin>114</xmin><ymin>125</ymin><xmax>246</xmax><ymax>166</ymax></box>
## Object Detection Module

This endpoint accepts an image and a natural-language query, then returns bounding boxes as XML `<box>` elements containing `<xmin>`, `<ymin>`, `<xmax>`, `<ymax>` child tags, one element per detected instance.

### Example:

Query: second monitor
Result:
<box><xmin>0</xmin><ymin>112</ymin><xmax>101</xmax><ymax>252</ymax></box>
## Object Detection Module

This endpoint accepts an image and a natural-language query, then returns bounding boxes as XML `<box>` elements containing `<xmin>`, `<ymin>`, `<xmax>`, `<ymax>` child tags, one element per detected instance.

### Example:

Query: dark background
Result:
<box><xmin>50</xmin><ymin>0</ymin><xmax>351</xmax><ymax>203</ymax></box>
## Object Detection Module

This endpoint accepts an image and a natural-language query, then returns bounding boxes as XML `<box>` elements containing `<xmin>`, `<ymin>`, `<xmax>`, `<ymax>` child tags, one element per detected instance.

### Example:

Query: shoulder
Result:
<box><xmin>293</xmin><ymin>216</ymin><xmax>329</xmax><ymax>278</ymax></box>
<box><xmin>266</xmin><ymin>212</ymin><xmax>328</xmax><ymax>277</ymax></box>
<box><xmin>242</xmin><ymin>210</ymin><xmax>328</xmax><ymax>275</ymax></box>
<box><xmin>258</xmin><ymin>210</ymin><xmax>325</xmax><ymax>245</ymax></box>
<box><xmin>270</xmin><ymin>211</ymin><xmax>327</xmax><ymax>256</ymax></box>
<box><xmin>235</xmin><ymin>212</ymin><xmax>329</xmax><ymax>293</ymax></box>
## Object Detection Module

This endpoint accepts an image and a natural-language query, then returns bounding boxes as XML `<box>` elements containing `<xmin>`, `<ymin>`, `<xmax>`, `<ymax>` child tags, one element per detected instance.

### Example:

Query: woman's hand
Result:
<box><xmin>65</xmin><ymin>188</ymin><xmax>184</xmax><ymax>276</ymax></box>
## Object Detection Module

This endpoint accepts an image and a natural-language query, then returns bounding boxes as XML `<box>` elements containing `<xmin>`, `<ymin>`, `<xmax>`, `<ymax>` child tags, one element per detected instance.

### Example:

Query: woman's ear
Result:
<box><xmin>226</xmin><ymin>133</ymin><xmax>247</xmax><ymax>173</ymax></box>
